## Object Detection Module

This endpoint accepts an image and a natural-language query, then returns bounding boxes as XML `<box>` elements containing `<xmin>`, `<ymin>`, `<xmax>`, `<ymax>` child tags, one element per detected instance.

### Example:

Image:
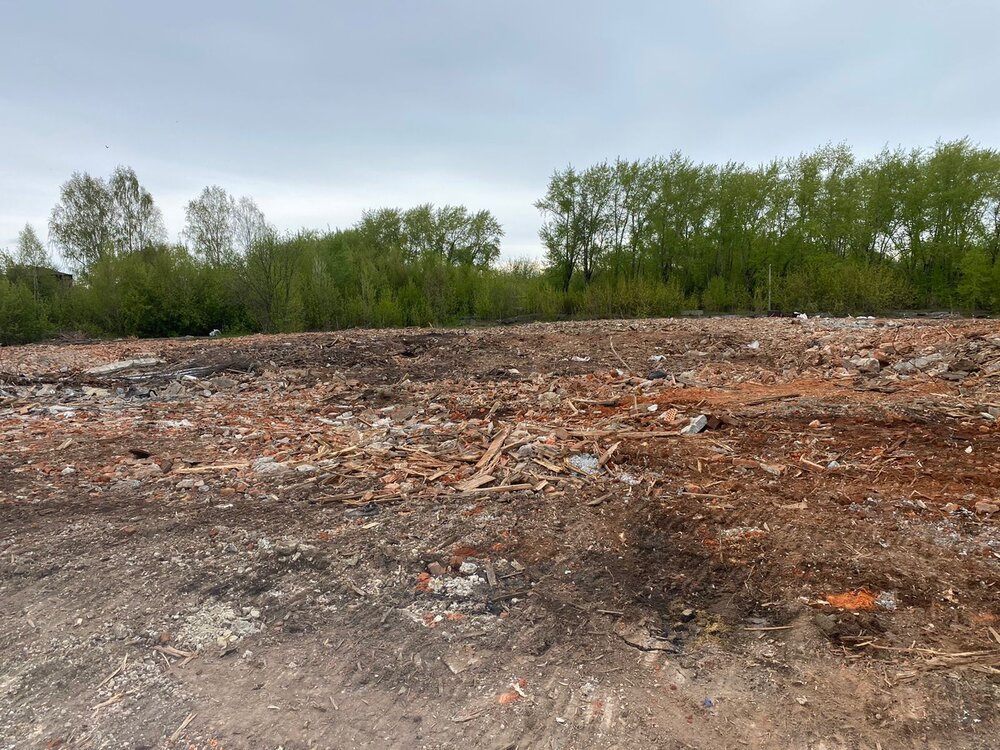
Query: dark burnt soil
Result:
<box><xmin>1</xmin><ymin>317</ymin><xmax>999</xmax><ymax>749</ymax></box>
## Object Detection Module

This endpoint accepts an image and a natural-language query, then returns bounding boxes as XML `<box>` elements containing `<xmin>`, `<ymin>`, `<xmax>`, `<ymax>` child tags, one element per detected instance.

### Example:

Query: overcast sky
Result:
<box><xmin>2</xmin><ymin>0</ymin><xmax>999</xmax><ymax>265</ymax></box>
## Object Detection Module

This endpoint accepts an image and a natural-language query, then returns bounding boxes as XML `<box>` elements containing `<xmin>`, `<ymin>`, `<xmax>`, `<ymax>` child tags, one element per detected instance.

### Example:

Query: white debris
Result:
<box><xmin>567</xmin><ymin>453</ymin><xmax>601</xmax><ymax>475</ymax></box>
<box><xmin>85</xmin><ymin>357</ymin><xmax>164</xmax><ymax>376</ymax></box>
<box><xmin>159</xmin><ymin>419</ymin><xmax>194</xmax><ymax>429</ymax></box>
<box><xmin>681</xmin><ymin>415</ymin><xmax>708</xmax><ymax>435</ymax></box>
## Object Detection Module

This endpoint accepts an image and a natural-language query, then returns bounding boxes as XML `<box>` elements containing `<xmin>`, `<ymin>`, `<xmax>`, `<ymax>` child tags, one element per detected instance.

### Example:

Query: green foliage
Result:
<box><xmin>535</xmin><ymin>141</ymin><xmax>1000</xmax><ymax>314</ymax></box>
<box><xmin>958</xmin><ymin>248</ymin><xmax>997</xmax><ymax>311</ymax></box>
<box><xmin>0</xmin><ymin>277</ymin><xmax>49</xmax><ymax>344</ymax></box>
<box><xmin>49</xmin><ymin>167</ymin><xmax>166</xmax><ymax>273</ymax></box>
<box><xmin>6</xmin><ymin>144</ymin><xmax>1000</xmax><ymax>347</ymax></box>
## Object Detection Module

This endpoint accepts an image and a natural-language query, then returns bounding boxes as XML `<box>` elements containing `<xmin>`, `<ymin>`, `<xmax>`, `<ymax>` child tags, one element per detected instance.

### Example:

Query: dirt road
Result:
<box><xmin>2</xmin><ymin>317</ymin><xmax>999</xmax><ymax>749</ymax></box>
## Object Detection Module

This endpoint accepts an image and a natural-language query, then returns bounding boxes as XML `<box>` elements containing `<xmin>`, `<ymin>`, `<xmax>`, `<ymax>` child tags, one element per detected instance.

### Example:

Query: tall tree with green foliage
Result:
<box><xmin>49</xmin><ymin>171</ymin><xmax>116</xmax><ymax>271</ymax></box>
<box><xmin>49</xmin><ymin>167</ymin><xmax>165</xmax><ymax>273</ymax></box>
<box><xmin>13</xmin><ymin>224</ymin><xmax>52</xmax><ymax>301</ymax></box>
<box><xmin>184</xmin><ymin>186</ymin><xmax>236</xmax><ymax>266</ymax></box>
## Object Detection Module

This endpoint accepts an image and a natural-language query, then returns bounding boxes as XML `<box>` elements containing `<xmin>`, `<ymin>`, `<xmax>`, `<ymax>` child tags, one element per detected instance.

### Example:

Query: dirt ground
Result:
<box><xmin>2</xmin><ymin>316</ymin><xmax>1000</xmax><ymax>750</ymax></box>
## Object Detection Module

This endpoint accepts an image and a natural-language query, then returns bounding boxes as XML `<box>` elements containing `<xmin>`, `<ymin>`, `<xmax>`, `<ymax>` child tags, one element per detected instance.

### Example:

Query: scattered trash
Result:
<box><xmin>747</xmin><ymin>340</ymin><xmax>760</xmax><ymax>350</ymax></box>
<box><xmin>875</xmin><ymin>591</ymin><xmax>897</xmax><ymax>611</ymax></box>
<box><xmin>824</xmin><ymin>589</ymin><xmax>896</xmax><ymax>612</ymax></box>
<box><xmin>567</xmin><ymin>453</ymin><xmax>602</xmax><ymax>475</ymax></box>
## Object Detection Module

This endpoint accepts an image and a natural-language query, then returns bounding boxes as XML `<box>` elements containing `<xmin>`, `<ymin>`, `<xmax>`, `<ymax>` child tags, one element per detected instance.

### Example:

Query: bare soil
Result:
<box><xmin>1</xmin><ymin>317</ymin><xmax>999</xmax><ymax>749</ymax></box>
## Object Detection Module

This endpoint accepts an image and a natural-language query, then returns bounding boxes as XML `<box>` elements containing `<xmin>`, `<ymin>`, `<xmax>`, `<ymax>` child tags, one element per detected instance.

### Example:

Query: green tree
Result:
<box><xmin>184</xmin><ymin>186</ymin><xmax>236</xmax><ymax>266</ymax></box>
<box><xmin>49</xmin><ymin>167</ymin><xmax>165</xmax><ymax>273</ymax></box>
<box><xmin>49</xmin><ymin>171</ymin><xmax>116</xmax><ymax>271</ymax></box>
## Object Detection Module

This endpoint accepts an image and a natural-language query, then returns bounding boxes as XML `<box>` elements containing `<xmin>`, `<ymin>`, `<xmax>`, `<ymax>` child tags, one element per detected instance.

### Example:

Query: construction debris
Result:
<box><xmin>2</xmin><ymin>317</ymin><xmax>999</xmax><ymax>748</ymax></box>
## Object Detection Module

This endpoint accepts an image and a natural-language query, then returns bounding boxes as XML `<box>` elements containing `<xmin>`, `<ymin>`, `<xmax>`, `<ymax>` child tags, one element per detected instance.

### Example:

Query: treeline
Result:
<box><xmin>537</xmin><ymin>139</ymin><xmax>1000</xmax><ymax>313</ymax></box>
<box><xmin>2</xmin><ymin>140</ymin><xmax>999</xmax><ymax>345</ymax></box>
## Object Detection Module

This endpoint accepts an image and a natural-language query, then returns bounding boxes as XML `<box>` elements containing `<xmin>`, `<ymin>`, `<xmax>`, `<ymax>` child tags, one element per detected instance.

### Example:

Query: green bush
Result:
<box><xmin>0</xmin><ymin>278</ymin><xmax>49</xmax><ymax>344</ymax></box>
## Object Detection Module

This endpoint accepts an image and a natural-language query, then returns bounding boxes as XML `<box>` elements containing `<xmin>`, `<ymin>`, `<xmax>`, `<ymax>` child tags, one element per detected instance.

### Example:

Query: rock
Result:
<box><xmin>443</xmin><ymin>650</ymin><xmax>481</xmax><ymax>675</ymax></box>
<box><xmin>680</xmin><ymin>608</ymin><xmax>696</xmax><ymax>622</ymax></box>
<box><xmin>912</xmin><ymin>353</ymin><xmax>944</xmax><ymax>370</ymax></box>
<box><xmin>850</xmin><ymin>357</ymin><xmax>880</xmax><ymax>374</ymax></box>
<box><xmin>974</xmin><ymin>501</ymin><xmax>999</xmax><ymax>515</ymax></box>
<box><xmin>111</xmin><ymin>622</ymin><xmax>129</xmax><ymax>640</ymax></box>
<box><xmin>949</xmin><ymin>358</ymin><xmax>979</xmax><ymax>372</ymax></box>
<box><xmin>891</xmin><ymin>361</ymin><xmax>918</xmax><ymax>375</ymax></box>
<box><xmin>428</xmin><ymin>561</ymin><xmax>447</xmax><ymax>576</ymax></box>
<box><xmin>132</xmin><ymin>463</ymin><xmax>163</xmax><ymax>480</ymax></box>
<box><xmin>516</xmin><ymin>443</ymin><xmax>535</xmax><ymax>458</ymax></box>
<box><xmin>275</xmin><ymin>540</ymin><xmax>297</xmax><ymax>556</ymax></box>
<box><xmin>538</xmin><ymin>391</ymin><xmax>561</xmax><ymax>405</ymax></box>
<box><xmin>647</xmin><ymin>370</ymin><xmax>668</xmax><ymax>380</ymax></box>
<box><xmin>161</xmin><ymin>381</ymin><xmax>186</xmax><ymax>398</ymax></box>
<box><xmin>60</xmin><ymin>466</ymin><xmax>76</xmax><ymax>476</ymax></box>
<box><xmin>814</xmin><ymin>613</ymin><xmax>839</xmax><ymax>636</ymax></box>
<box><xmin>252</xmin><ymin>456</ymin><xmax>285</xmax><ymax>474</ymax></box>
<box><xmin>208</xmin><ymin>377</ymin><xmax>238</xmax><ymax>390</ymax></box>
<box><xmin>681</xmin><ymin>415</ymin><xmax>708</xmax><ymax>435</ymax></box>
<box><xmin>459</xmin><ymin>561</ymin><xmax>479</xmax><ymax>575</ymax></box>
<box><xmin>295</xmin><ymin>463</ymin><xmax>316</xmax><ymax>473</ymax></box>
<box><xmin>938</xmin><ymin>370</ymin><xmax>968</xmax><ymax>381</ymax></box>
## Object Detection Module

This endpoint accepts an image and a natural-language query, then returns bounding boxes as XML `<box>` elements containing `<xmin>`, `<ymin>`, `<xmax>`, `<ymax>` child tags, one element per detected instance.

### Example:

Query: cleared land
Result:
<box><xmin>1</xmin><ymin>317</ymin><xmax>999</xmax><ymax>749</ymax></box>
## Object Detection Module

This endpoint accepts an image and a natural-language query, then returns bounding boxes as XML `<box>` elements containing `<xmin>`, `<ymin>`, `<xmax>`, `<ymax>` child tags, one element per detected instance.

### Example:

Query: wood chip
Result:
<box><xmin>475</xmin><ymin>427</ymin><xmax>510</xmax><ymax>470</ymax></box>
